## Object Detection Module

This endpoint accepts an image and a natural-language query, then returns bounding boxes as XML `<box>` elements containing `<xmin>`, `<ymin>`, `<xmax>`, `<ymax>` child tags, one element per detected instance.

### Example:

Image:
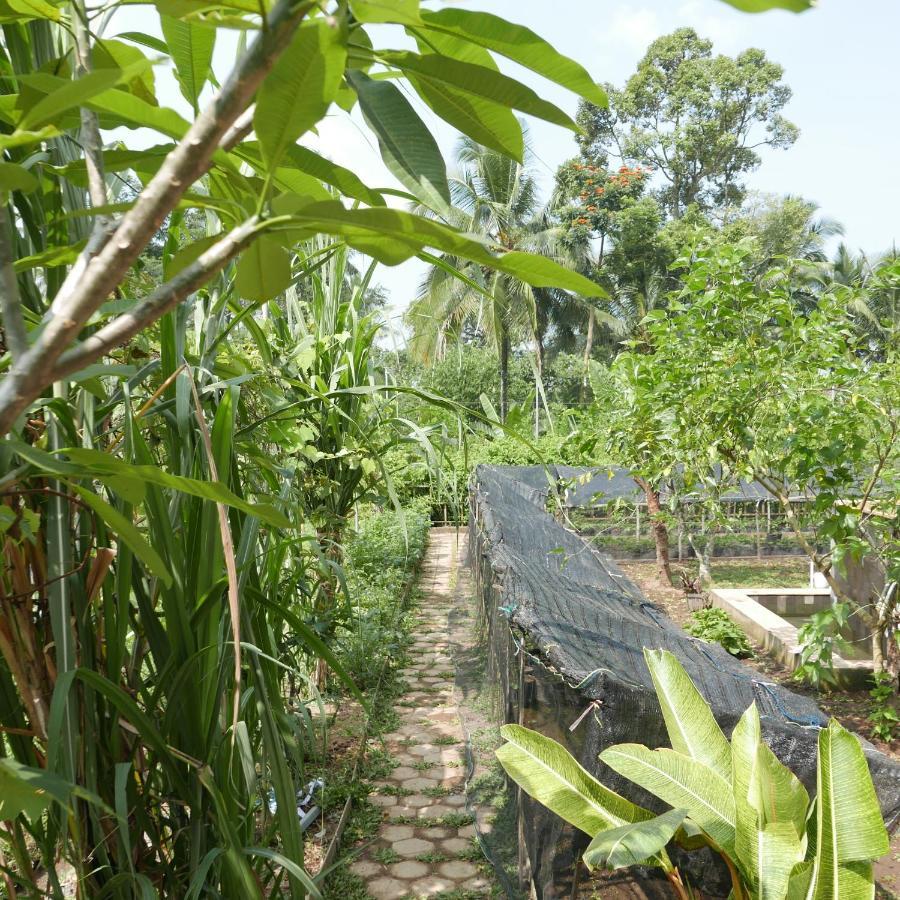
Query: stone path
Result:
<box><xmin>350</xmin><ymin>528</ymin><xmax>494</xmax><ymax>898</ymax></box>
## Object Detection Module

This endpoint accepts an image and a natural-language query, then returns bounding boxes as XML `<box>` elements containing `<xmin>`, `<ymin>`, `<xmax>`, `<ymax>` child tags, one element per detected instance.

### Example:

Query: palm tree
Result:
<box><xmin>407</xmin><ymin>135</ymin><xmax>578</xmax><ymax>423</ymax></box>
<box><xmin>829</xmin><ymin>244</ymin><xmax>900</xmax><ymax>351</ymax></box>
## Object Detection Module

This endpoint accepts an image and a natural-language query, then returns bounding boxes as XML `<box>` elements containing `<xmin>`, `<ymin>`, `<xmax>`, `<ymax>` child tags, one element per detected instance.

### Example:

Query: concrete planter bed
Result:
<box><xmin>710</xmin><ymin>587</ymin><xmax>874</xmax><ymax>688</ymax></box>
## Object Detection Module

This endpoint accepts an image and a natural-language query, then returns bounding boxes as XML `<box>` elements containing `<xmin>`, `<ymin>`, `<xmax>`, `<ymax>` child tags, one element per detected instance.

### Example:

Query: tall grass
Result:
<box><xmin>0</xmin><ymin>226</ymin><xmax>433</xmax><ymax>896</ymax></box>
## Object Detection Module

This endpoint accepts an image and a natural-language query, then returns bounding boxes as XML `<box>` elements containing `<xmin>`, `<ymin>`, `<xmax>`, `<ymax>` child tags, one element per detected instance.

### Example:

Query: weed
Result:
<box><xmin>372</xmin><ymin>847</ymin><xmax>402</xmax><ymax>865</ymax></box>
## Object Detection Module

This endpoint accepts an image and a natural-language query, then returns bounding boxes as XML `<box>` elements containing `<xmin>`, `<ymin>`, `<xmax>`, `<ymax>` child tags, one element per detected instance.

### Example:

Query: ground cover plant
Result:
<box><xmin>685</xmin><ymin>608</ymin><xmax>754</xmax><ymax>658</ymax></box>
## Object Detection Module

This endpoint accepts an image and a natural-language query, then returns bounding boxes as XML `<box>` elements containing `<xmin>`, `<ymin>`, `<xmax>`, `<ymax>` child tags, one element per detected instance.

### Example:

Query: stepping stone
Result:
<box><xmin>392</xmin><ymin>836</ymin><xmax>435</xmax><ymax>857</ymax></box>
<box><xmin>389</xmin><ymin>859</ymin><xmax>430</xmax><ymax>880</ymax></box>
<box><xmin>382</xmin><ymin>824</ymin><xmax>415</xmax><ymax>841</ymax></box>
<box><xmin>438</xmin><ymin>860</ymin><xmax>479</xmax><ymax>879</ymax></box>
<box><xmin>368</xmin><ymin>876</ymin><xmax>410</xmax><ymax>898</ymax></box>
<box><xmin>349</xmin><ymin>859</ymin><xmax>381</xmax><ymax>877</ymax></box>
<box><xmin>440</xmin><ymin>837</ymin><xmax>471</xmax><ymax>854</ymax></box>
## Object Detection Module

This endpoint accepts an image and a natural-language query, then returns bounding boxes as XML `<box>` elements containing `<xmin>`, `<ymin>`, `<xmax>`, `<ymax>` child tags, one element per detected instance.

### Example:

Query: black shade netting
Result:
<box><xmin>468</xmin><ymin>464</ymin><xmax>900</xmax><ymax>899</ymax></box>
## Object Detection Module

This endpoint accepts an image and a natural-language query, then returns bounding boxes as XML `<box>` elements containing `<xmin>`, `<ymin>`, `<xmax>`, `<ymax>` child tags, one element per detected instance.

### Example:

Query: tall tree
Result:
<box><xmin>578</xmin><ymin>28</ymin><xmax>798</xmax><ymax>219</ymax></box>
<box><xmin>409</xmin><ymin>136</ymin><xmax>583</xmax><ymax>422</ymax></box>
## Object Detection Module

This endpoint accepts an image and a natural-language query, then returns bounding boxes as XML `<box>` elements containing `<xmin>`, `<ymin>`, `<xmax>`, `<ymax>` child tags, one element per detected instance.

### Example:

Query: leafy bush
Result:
<box><xmin>335</xmin><ymin>505</ymin><xmax>431</xmax><ymax>691</ymax></box>
<box><xmin>685</xmin><ymin>608</ymin><xmax>754</xmax><ymax>658</ymax></box>
<box><xmin>497</xmin><ymin>649</ymin><xmax>890</xmax><ymax>899</ymax></box>
<box><xmin>868</xmin><ymin>670</ymin><xmax>898</xmax><ymax>742</ymax></box>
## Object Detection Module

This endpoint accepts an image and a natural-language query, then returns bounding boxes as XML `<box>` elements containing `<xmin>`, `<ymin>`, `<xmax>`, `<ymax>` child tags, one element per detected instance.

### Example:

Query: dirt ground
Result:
<box><xmin>617</xmin><ymin>557</ymin><xmax>900</xmax><ymax>897</ymax></box>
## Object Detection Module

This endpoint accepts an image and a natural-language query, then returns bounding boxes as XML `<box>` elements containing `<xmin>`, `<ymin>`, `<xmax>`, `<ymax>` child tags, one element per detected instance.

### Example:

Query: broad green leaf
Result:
<box><xmin>116</xmin><ymin>30</ymin><xmax>169</xmax><ymax>54</ymax></box>
<box><xmin>717</xmin><ymin>0</ymin><xmax>813</xmax><ymax>11</ymax></box>
<box><xmin>0</xmin><ymin>758</ymin><xmax>65</xmax><ymax>820</ymax></box>
<box><xmin>406</xmin><ymin>73</ymin><xmax>524</xmax><ymax>162</ymax></box>
<box><xmin>69</xmin><ymin>485</ymin><xmax>172</xmax><ymax>587</ymax></box>
<box><xmin>491</xmin><ymin>251</ymin><xmax>605</xmax><ymax>297</ymax></box>
<box><xmin>235</xmin><ymin>236</ymin><xmax>291</xmax><ymax>301</ymax></box>
<box><xmin>419</xmin><ymin>8</ymin><xmax>608</xmax><ymax>107</ymax></box>
<box><xmin>283</xmin><ymin>201</ymin><xmax>606</xmax><ymax>297</ymax></box>
<box><xmin>497</xmin><ymin>724</ymin><xmax>652</xmax><ymax>838</ymax></box>
<box><xmin>753</xmin><ymin>823</ymin><xmax>805</xmax><ymax>900</ymax></box>
<box><xmin>163</xmin><ymin>233</ymin><xmax>222</xmax><ymax>281</ymax></box>
<box><xmin>0</xmin><ymin>161</ymin><xmax>37</xmax><ymax>193</ymax></box>
<box><xmin>810</xmin><ymin>718</ymin><xmax>888</xmax><ymax>900</ymax></box>
<box><xmin>644</xmin><ymin>648</ymin><xmax>731</xmax><ymax>779</ymax></box>
<box><xmin>235</xmin><ymin>142</ymin><xmax>384</xmax><ymax>206</ymax></box>
<box><xmin>160</xmin><ymin>15</ymin><xmax>215</xmax><ymax>111</ymax></box>
<box><xmin>254</xmin><ymin>19</ymin><xmax>346</xmax><ymax>169</ymax></box>
<box><xmin>14</xmin><ymin>240</ymin><xmax>86</xmax><ymax>273</ymax></box>
<box><xmin>349</xmin><ymin>71</ymin><xmax>450</xmax><ymax>210</ymax></box>
<box><xmin>601</xmin><ymin>744</ymin><xmax>736</xmax><ymax>852</ymax></box>
<box><xmin>786</xmin><ymin>860</ymin><xmax>814</xmax><ymax>900</ymax></box>
<box><xmin>383</xmin><ymin>51</ymin><xmax>579</xmax><ymax>131</ymax></box>
<box><xmin>583</xmin><ymin>807</ymin><xmax>685</xmax><ymax>871</ymax></box>
<box><xmin>89</xmin><ymin>89</ymin><xmax>191</xmax><ymax>140</ymax></box>
<box><xmin>10</xmin><ymin>442</ymin><xmax>292</xmax><ymax>528</ymax></box>
<box><xmin>19</xmin><ymin>67</ymin><xmax>126</xmax><ymax>130</ymax></box>
<box><xmin>0</xmin><ymin>125</ymin><xmax>59</xmax><ymax>150</ymax></box>
<box><xmin>348</xmin><ymin>0</ymin><xmax>420</xmax><ymax>24</ymax></box>
<box><xmin>0</xmin><ymin>0</ymin><xmax>59</xmax><ymax>22</ymax></box>
<box><xmin>93</xmin><ymin>39</ymin><xmax>157</xmax><ymax>107</ymax></box>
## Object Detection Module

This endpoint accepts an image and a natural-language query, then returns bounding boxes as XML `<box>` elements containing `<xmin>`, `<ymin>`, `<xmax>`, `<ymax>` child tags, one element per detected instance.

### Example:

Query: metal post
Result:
<box><xmin>635</xmin><ymin>503</ymin><xmax>641</xmax><ymax>538</ymax></box>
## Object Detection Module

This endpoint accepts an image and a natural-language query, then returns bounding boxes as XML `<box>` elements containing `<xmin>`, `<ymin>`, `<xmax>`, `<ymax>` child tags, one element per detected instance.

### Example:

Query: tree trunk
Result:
<box><xmin>534</xmin><ymin>328</ymin><xmax>545</xmax><ymax>439</ymax></box>
<box><xmin>499</xmin><ymin>331</ymin><xmax>510</xmax><ymax>423</ymax></box>
<box><xmin>635</xmin><ymin>477</ymin><xmax>672</xmax><ymax>585</ymax></box>
<box><xmin>581</xmin><ymin>309</ymin><xmax>594</xmax><ymax>403</ymax></box>
<box><xmin>687</xmin><ymin>531</ymin><xmax>714</xmax><ymax>588</ymax></box>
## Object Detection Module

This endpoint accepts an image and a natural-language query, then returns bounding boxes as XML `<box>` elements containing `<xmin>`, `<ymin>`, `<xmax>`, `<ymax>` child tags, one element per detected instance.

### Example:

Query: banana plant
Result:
<box><xmin>497</xmin><ymin>648</ymin><xmax>889</xmax><ymax>899</ymax></box>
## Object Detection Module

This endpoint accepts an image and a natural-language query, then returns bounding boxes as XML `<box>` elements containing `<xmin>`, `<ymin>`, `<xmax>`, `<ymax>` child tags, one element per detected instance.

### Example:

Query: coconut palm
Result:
<box><xmin>407</xmin><ymin>135</ymin><xmax>583</xmax><ymax>423</ymax></box>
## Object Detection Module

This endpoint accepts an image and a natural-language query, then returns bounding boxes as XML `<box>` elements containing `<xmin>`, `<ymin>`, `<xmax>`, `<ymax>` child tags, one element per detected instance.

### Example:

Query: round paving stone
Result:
<box><xmin>390</xmin><ymin>766</ymin><xmax>418</xmax><ymax>780</ymax></box>
<box><xmin>367</xmin><ymin>876</ymin><xmax>409</xmax><ymax>898</ymax></box>
<box><xmin>349</xmin><ymin>859</ymin><xmax>380</xmax><ymax>878</ymax></box>
<box><xmin>412</xmin><ymin>875</ymin><xmax>454</xmax><ymax>895</ymax></box>
<box><xmin>438</xmin><ymin>860</ymin><xmax>479</xmax><ymax>879</ymax></box>
<box><xmin>369</xmin><ymin>794</ymin><xmax>397</xmax><ymax>808</ymax></box>
<box><xmin>392</xmin><ymin>837</ymin><xmax>435</xmax><ymax>857</ymax></box>
<box><xmin>440</xmin><ymin>837</ymin><xmax>470</xmax><ymax>854</ymax></box>
<box><xmin>389</xmin><ymin>860</ymin><xmax>430</xmax><ymax>880</ymax></box>
<box><xmin>418</xmin><ymin>803</ymin><xmax>453</xmax><ymax>819</ymax></box>
<box><xmin>382</xmin><ymin>824</ymin><xmax>415</xmax><ymax>841</ymax></box>
<box><xmin>401</xmin><ymin>777</ymin><xmax>438</xmax><ymax>791</ymax></box>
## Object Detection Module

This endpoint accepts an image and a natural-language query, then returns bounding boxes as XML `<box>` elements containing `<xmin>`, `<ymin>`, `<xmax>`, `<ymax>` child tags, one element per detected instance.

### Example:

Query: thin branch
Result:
<box><xmin>0</xmin><ymin>0</ymin><xmax>314</xmax><ymax>435</ymax></box>
<box><xmin>71</xmin><ymin>0</ymin><xmax>110</xmax><ymax>216</ymax></box>
<box><xmin>0</xmin><ymin>208</ymin><xmax>27</xmax><ymax>359</ymax></box>
<box><xmin>49</xmin><ymin>217</ymin><xmax>263</xmax><ymax>381</ymax></box>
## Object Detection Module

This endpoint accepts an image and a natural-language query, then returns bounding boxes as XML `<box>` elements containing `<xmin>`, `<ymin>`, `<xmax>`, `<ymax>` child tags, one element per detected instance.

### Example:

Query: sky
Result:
<box><xmin>112</xmin><ymin>1</ymin><xmax>900</xmax><ymax>341</ymax></box>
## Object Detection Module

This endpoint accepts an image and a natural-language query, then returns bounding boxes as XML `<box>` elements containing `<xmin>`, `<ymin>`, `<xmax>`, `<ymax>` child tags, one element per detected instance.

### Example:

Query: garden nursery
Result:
<box><xmin>0</xmin><ymin>0</ymin><xmax>898</xmax><ymax>897</ymax></box>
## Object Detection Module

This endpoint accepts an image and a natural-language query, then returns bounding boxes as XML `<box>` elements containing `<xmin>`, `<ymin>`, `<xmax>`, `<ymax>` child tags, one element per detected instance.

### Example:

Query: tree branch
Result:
<box><xmin>0</xmin><ymin>208</ymin><xmax>27</xmax><ymax>360</ymax></box>
<box><xmin>0</xmin><ymin>0</ymin><xmax>314</xmax><ymax>435</ymax></box>
<box><xmin>48</xmin><ymin>218</ymin><xmax>263</xmax><ymax>381</ymax></box>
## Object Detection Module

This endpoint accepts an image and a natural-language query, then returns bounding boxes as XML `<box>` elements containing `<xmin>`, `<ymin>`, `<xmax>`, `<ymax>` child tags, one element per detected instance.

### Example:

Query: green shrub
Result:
<box><xmin>685</xmin><ymin>608</ymin><xmax>753</xmax><ymax>658</ymax></box>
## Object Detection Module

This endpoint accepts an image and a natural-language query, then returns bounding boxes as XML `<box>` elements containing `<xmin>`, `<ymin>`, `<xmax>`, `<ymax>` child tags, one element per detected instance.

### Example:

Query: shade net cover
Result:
<box><xmin>468</xmin><ymin>464</ymin><xmax>900</xmax><ymax>898</ymax></box>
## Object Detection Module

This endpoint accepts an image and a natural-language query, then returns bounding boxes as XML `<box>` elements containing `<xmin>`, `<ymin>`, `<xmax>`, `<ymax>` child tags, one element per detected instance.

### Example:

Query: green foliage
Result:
<box><xmin>794</xmin><ymin>603</ymin><xmax>854</xmax><ymax>689</ymax></box>
<box><xmin>578</xmin><ymin>28</ymin><xmax>798</xmax><ymax>217</ymax></box>
<box><xmin>685</xmin><ymin>608</ymin><xmax>754</xmax><ymax>658</ymax></box>
<box><xmin>497</xmin><ymin>649</ymin><xmax>889</xmax><ymax>899</ymax></box>
<box><xmin>868</xmin><ymin>671</ymin><xmax>899</xmax><ymax>743</ymax></box>
<box><xmin>601</xmin><ymin>241</ymin><xmax>900</xmax><ymax>673</ymax></box>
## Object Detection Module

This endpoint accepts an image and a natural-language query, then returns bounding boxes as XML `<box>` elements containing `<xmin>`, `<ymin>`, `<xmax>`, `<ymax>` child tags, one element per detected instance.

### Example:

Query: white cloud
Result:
<box><xmin>676</xmin><ymin>0</ymin><xmax>741</xmax><ymax>50</ymax></box>
<box><xmin>597</xmin><ymin>6</ymin><xmax>663</xmax><ymax>52</ymax></box>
